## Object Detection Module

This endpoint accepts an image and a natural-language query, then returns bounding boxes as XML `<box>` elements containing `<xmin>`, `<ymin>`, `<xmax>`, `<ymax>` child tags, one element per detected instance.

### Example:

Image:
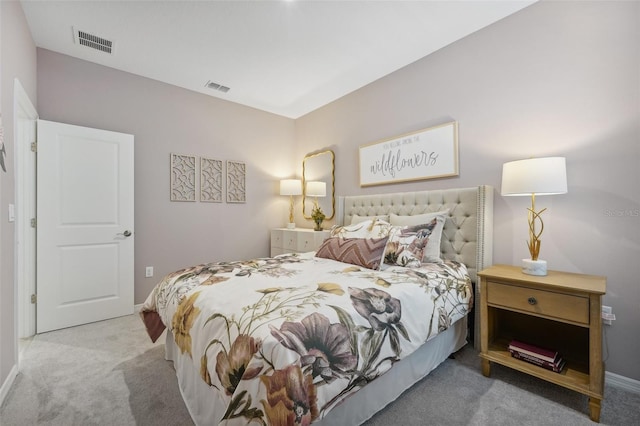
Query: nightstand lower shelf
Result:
<box><xmin>481</xmin><ymin>339</ymin><xmax>594</xmax><ymax>396</ymax></box>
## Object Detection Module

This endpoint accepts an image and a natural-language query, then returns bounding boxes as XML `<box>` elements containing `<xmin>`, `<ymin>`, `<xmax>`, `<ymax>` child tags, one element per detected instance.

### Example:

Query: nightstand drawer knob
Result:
<box><xmin>527</xmin><ymin>297</ymin><xmax>537</xmax><ymax>305</ymax></box>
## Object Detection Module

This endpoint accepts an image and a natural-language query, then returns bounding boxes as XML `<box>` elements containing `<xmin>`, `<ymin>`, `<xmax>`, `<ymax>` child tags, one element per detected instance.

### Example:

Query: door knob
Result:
<box><xmin>118</xmin><ymin>230</ymin><xmax>132</xmax><ymax>237</ymax></box>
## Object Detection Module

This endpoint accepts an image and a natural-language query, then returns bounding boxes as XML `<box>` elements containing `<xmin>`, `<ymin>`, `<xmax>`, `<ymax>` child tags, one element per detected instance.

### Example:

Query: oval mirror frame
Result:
<box><xmin>302</xmin><ymin>150</ymin><xmax>335</xmax><ymax>220</ymax></box>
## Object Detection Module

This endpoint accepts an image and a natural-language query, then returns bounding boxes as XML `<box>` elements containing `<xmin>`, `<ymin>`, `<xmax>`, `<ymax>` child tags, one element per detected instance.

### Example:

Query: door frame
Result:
<box><xmin>14</xmin><ymin>79</ymin><xmax>37</xmax><ymax>344</ymax></box>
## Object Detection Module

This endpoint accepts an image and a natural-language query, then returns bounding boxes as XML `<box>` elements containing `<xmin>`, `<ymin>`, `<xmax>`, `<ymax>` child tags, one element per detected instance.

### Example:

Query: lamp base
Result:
<box><xmin>286</xmin><ymin>222</ymin><xmax>296</xmax><ymax>229</ymax></box>
<box><xmin>522</xmin><ymin>259</ymin><xmax>547</xmax><ymax>276</ymax></box>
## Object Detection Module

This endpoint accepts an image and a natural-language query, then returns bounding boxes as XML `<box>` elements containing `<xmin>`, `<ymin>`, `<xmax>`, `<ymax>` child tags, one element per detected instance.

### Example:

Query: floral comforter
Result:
<box><xmin>141</xmin><ymin>253</ymin><xmax>472</xmax><ymax>425</ymax></box>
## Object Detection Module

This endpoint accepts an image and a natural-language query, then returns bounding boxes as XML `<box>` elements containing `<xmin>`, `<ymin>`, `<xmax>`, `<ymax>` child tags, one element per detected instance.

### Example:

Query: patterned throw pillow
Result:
<box><xmin>315</xmin><ymin>237</ymin><xmax>389</xmax><ymax>270</ymax></box>
<box><xmin>384</xmin><ymin>219</ymin><xmax>438</xmax><ymax>268</ymax></box>
<box><xmin>390</xmin><ymin>210</ymin><xmax>448</xmax><ymax>263</ymax></box>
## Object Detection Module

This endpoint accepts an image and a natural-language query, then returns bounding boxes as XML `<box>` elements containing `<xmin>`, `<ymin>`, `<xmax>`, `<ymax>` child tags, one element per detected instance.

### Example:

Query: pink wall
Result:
<box><xmin>37</xmin><ymin>50</ymin><xmax>297</xmax><ymax>304</ymax></box>
<box><xmin>295</xmin><ymin>1</ymin><xmax>640</xmax><ymax>380</ymax></box>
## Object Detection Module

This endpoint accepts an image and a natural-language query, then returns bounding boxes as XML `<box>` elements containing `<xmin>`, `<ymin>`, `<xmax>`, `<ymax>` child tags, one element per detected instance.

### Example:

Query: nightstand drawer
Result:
<box><xmin>271</xmin><ymin>228</ymin><xmax>331</xmax><ymax>257</ymax></box>
<box><xmin>282</xmin><ymin>231</ymin><xmax>298</xmax><ymax>250</ymax></box>
<box><xmin>487</xmin><ymin>281</ymin><xmax>589</xmax><ymax>325</ymax></box>
<box><xmin>297</xmin><ymin>233</ymin><xmax>318</xmax><ymax>252</ymax></box>
<box><xmin>270</xmin><ymin>230</ymin><xmax>283</xmax><ymax>248</ymax></box>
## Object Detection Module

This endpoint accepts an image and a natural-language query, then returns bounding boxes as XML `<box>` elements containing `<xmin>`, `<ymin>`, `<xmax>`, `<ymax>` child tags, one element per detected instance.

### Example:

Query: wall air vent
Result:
<box><xmin>73</xmin><ymin>28</ymin><xmax>113</xmax><ymax>54</ymax></box>
<box><xmin>205</xmin><ymin>81</ymin><xmax>230</xmax><ymax>93</ymax></box>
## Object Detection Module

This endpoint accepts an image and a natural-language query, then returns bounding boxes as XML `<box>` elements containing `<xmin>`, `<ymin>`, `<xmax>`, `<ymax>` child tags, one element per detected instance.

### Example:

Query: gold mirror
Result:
<box><xmin>302</xmin><ymin>150</ymin><xmax>335</xmax><ymax>220</ymax></box>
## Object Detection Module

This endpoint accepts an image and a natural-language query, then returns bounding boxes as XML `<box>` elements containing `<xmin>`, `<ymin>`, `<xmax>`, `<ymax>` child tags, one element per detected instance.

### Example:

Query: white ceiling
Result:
<box><xmin>21</xmin><ymin>0</ymin><xmax>535</xmax><ymax>118</ymax></box>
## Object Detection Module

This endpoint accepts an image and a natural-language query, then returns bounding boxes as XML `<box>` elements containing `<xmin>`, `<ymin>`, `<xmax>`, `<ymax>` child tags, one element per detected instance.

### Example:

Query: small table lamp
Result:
<box><xmin>501</xmin><ymin>157</ymin><xmax>567</xmax><ymax>276</ymax></box>
<box><xmin>280</xmin><ymin>179</ymin><xmax>302</xmax><ymax>229</ymax></box>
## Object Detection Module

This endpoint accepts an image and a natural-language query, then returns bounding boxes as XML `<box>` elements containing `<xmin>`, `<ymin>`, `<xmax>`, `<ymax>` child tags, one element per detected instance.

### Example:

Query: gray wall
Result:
<box><xmin>0</xmin><ymin>0</ymin><xmax>37</xmax><ymax>395</ymax></box>
<box><xmin>295</xmin><ymin>0</ymin><xmax>639</xmax><ymax>380</ymax></box>
<box><xmin>37</xmin><ymin>49</ymin><xmax>297</xmax><ymax>304</ymax></box>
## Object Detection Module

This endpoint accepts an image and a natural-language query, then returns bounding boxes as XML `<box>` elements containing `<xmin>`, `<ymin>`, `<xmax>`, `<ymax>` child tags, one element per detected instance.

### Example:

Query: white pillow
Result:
<box><xmin>389</xmin><ymin>210</ymin><xmax>449</xmax><ymax>263</ymax></box>
<box><xmin>330</xmin><ymin>218</ymin><xmax>392</xmax><ymax>239</ymax></box>
<box><xmin>350</xmin><ymin>214</ymin><xmax>390</xmax><ymax>225</ymax></box>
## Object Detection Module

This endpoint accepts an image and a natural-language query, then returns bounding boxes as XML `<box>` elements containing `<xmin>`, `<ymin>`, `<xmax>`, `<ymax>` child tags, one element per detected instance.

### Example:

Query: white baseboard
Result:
<box><xmin>606</xmin><ymin>371</ymin><xmax>640</xmax><ymax>394</ymax></box>
<box><xmin>134</xmin><ymin>303</ymin><xmax>143</xmax><ymax>313</ymax></box>
<box><xmin>0</xmin><ymin>364</ymin><xmax>18</xmax><ymax>407</ymax></box>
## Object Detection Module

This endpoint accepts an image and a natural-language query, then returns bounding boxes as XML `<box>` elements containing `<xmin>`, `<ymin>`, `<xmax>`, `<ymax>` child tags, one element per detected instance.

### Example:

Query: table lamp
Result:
<box><xmin>501</xmin><ymin>157</ymin><xmax>567</xmax><ymax>276</ymax></box>
<box><xmin>280</xmin><ymin>179</ymin><xmax>302</xmax><ymax>229</ymax></box>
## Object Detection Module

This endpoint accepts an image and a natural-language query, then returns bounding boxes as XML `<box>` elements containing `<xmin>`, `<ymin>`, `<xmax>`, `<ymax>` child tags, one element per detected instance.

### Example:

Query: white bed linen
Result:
<box><xmin>151</xmin><ymin>185</ymin><xmax>493</xmax><ymax>425</ymax></box>
<box><xmin>166</xmin><ymin>317</ymin><xmax>467</xmax><ymax>426</ymax></box>
<box><xmin>144</xmin><ymin>252</ymin><xmax>471</xmax><ymax>425</ymax></box>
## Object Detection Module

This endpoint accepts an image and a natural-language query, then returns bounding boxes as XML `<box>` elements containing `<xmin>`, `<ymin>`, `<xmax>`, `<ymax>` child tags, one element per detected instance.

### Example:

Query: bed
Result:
<box><xmin>141</xmin><ymin>185</ymin><xmax>493</xmax><ymax>425</ymax></box>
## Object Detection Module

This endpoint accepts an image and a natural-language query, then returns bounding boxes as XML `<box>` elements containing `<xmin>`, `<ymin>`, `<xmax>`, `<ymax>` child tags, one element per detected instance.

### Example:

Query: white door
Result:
<box><xmin>36</xmin><ymin>120</ymin><xmax>134</xmax><ymax>333</ymax></box>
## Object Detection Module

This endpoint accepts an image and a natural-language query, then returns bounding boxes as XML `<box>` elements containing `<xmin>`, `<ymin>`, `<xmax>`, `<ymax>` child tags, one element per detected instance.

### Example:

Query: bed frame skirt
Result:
<box><xmin>166</xmin><ymin>316</ymin><xmax>468</xmax><ymax>426</ymax></box>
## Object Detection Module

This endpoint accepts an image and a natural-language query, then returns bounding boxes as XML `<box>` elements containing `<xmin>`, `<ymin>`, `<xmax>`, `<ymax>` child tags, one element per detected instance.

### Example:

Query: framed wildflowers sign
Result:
<box><xmin>359</xmin><ymin>121</ymin><xmax>458</xmax><ymax>187</ymax></box>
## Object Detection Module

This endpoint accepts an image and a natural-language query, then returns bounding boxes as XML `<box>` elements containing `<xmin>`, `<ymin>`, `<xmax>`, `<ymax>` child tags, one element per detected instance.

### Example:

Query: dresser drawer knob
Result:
<box><xmin>527</xmin><ymin>297</ymin><xmax>537</xmax><ymax>305</ymax></box>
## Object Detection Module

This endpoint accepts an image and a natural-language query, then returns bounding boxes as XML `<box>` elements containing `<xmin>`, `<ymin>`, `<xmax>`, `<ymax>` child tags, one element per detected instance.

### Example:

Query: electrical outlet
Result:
<box><xmin>145</xmin><ymin>266</ymin><xmax>154</xmax><ymax>278</ymax></box>
<box><xmin>601</xmin><ymin>305</ymin><xmax>615</xmax><ymax>325</ymax></box>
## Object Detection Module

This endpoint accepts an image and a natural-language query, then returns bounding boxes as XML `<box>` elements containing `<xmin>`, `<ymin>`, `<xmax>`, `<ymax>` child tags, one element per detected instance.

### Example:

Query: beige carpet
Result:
<box><xmin>1</xmin><ymin>314</ymin><xmax>638</xmax><ymax>425</ymax></box>
<box><xmin>1</xmin><ymin>315</ymin><xmax>191</xmax><ymax>426</ymax></box>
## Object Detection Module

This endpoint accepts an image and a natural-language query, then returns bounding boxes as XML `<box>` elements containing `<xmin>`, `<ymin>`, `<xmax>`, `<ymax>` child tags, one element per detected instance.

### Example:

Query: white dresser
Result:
<box><xmin>270</xmin><ymin>228</ymin><xmax>330</xmax><ymax>256</ymax></box>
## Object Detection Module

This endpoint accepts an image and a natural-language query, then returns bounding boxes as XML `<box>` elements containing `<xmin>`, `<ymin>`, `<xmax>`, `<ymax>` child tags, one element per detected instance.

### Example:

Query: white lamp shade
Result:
<box><xmin>280</xmin><ymin>179</ymin><xmax>302</xmax><ymax>196</ymax></box>
<box><xmin>306</xmin><ymin>181</ymin><xmax>326</xmax><ymax>197</ymax></box>
<box><xmin>501</xmin><ymin>157</ymin><xmax>567</xmax><ymax>196</ymax></box>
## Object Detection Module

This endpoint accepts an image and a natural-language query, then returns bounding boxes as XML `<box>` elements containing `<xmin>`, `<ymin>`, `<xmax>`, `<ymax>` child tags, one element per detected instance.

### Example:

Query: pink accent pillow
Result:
<box><xmin>316</xmin><ymin>237</ymin><xmax>388</xmax><ymax>270</ymax></box>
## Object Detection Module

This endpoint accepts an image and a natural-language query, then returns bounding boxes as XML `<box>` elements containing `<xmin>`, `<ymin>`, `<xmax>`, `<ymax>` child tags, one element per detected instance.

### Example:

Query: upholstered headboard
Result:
<box><xmin>337</xmin><ymin>185</ymin><xmax>494</xmax><ymax>348</ymax></box>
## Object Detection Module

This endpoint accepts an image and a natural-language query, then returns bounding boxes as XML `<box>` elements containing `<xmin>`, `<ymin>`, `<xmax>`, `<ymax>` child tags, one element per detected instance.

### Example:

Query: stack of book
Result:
<box><xmin>508</xmin><ymin>340</ymin><xmax>566</xmax><ymax>373</ymax></box>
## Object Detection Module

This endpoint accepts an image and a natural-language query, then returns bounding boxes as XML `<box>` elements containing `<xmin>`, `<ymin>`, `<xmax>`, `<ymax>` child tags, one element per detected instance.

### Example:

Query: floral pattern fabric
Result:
<box><xmin>383</xmin><ymin>219</ymin><xmax>438</xmax><ymax>268</ymax></box>
<box><xmin>142</xmin><ymin>253</ymin><xmax>472</xmax><ymax>425</ymax></box>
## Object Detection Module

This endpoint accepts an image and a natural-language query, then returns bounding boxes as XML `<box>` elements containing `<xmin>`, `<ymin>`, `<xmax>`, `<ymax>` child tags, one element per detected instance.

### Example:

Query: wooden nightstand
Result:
<box><xmin>478</xmin><ymin>264</ymin><xmax>607</xmax><ymax>422</ymax></box>
<box><xmin>270</xmin><ymin>228</ymin><xmax>330</xmax><ymax>257</ymax></box>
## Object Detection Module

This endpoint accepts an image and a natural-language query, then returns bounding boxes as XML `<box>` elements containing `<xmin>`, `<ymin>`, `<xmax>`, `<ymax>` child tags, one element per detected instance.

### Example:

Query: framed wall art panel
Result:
<box><xmin>170</xmin><ymin>153</ymin><xmax>197</xmax><ymax>201</ymax></box>
<box><xmin>226</xmin><ymin>160</ymin><xmax>246</xmax><ymax>203</ymax></box>
<box><xmin>200</xmin><ymin>157</ymin><xmax>223</xmax><ymax>203</ymax></box>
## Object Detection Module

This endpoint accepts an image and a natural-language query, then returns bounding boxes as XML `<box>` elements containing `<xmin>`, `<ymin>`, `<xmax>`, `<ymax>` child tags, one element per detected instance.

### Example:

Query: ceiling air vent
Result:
<box><xmin>73</xmin><ymin>28</ymin><xmax>113</xmax><ymax>54</ymax></box>
<box><xmin>205</xmin><ymin>81</ymin><xmax>230</xmax><ymax>93</ymax></box>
